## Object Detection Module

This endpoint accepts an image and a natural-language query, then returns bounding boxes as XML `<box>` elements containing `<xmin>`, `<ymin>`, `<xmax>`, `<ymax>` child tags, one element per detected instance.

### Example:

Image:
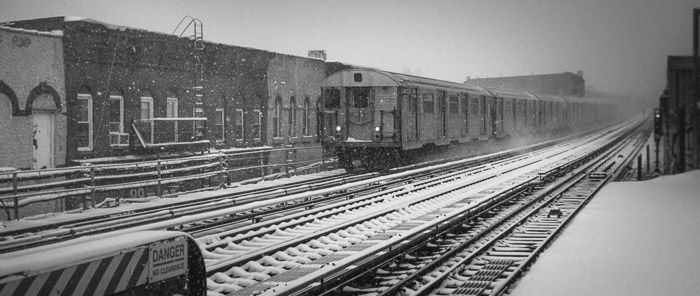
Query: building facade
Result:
<box><xmin>2</xmin><ymin>17</ymin><xmax>351</xmax><ymax>169</ymax></box>
<box><xmin>0</xmin><ymin>26</ymin><xmax>66</xmax><ymax>169</ymax></box>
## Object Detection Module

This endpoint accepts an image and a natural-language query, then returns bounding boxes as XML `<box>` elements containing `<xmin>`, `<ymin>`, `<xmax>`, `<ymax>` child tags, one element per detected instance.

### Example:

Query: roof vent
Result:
<box><xmin>308</xmin><ymin>50</ymin><xmax>326</xmax><ymax>61</ymax></box>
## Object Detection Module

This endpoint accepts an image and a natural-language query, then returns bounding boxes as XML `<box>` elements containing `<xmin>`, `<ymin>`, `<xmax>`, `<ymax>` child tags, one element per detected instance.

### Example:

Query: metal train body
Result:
<box><xmin>0</xmin><ymin>231</ymin><xmax>206</xmax><ymax>296</ymax></box>
<box><xmin>319</xmin><ymin>68</ymin><xmax>617</xmax><ymax>171</ymax></box>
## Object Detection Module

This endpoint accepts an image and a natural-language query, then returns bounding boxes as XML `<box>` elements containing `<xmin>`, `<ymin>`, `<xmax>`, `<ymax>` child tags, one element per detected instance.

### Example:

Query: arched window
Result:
<box><xmin>273</xmin><ymin>96</ymin><xmax>281</xmax><ymax>138</ymax></box>
<box><xmin>76</xmin><ymin>88</ymin><xmax>93</xmax><ymax>151</ymax></box>
<box><xmin>0</xmin><ymin>93</ymin><xmax>11</xmax><ymax>118</ymax></box>
<box><xmin>289</xmin><ymin>96</ymin><xmax>297</xmax><ymax>137</ymax></box>
<box><xmin>303</xmin><ymin>97</ymin><xmax>310</xmax><ymax>136</ymax></box>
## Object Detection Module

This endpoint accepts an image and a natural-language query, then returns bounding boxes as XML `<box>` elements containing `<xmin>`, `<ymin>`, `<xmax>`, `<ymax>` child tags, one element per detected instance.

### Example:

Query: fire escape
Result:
<box><xmin>173</xmin><ymin>16</ymin><xmax>207</xmax><ymax>141</ymax></box>
<box><xmin>130</xmin><ymin>17</ymin><xmax>209</xmax><ymax>151</ymax></box>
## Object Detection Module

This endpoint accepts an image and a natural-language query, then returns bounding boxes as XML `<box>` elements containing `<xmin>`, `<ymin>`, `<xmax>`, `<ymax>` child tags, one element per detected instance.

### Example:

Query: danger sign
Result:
<box><xmin>149</xmin><ymin>239</ymin><xmax>188</xmax><ymax>282</ymax></box>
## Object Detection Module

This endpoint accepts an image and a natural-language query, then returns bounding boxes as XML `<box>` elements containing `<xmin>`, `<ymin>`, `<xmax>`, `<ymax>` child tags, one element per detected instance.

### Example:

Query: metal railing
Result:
<box><xmin>132</xmin><ymin>117</ymin><xmax>208</xmax><ymax>147</ymax></box>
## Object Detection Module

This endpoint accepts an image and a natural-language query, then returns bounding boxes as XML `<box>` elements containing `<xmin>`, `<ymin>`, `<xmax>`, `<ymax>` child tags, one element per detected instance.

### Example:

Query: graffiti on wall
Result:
<box><xmin>0</xmin><ymin>33</ymin><xmax>32</xmax><ymax>49</ymax></box>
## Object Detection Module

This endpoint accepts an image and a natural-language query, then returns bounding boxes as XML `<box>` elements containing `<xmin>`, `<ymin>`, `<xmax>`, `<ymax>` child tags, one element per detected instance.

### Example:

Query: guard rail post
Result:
<box><xmin>218</xmin><ymin>156</ymin><xmax>226</xmax><ymax>188</ymax></box>
<box><xmin>157</xmin><ymin>160</ymin><xmax>162</xmax><ymax>197</ymax></box>
<box><xmin>259</xmin><ymin>152</ymin><xmax>265</xmax><ymax>179</ymax></box>
<box><xmin>12</xmin><ymin>172</ymin><xmax>18</xmax><ymax>220</ymax></box>
<box><xmin>637</xmin><ymin>154</ymin><xmax>642</xmax><ymax>180</ymax></box>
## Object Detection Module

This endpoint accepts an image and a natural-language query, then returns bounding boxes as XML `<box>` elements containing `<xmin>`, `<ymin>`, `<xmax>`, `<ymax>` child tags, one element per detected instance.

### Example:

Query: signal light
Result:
<box><xmin>654</xmin><ymin>108</ymin><xmax>663</xmax><ymax>136</ymax></box>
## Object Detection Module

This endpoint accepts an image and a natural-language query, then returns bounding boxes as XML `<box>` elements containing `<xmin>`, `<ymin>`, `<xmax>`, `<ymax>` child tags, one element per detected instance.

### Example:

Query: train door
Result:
<box><xmin>346</xmin><ymin>87</ymin><xmax>373</xmax><ymax>141</ymax></box>
<box><xmin>321</xmin><ymin>88</ymin><xmax>340</xmax><ymax>138</ymax></box>
<box><xmin>481</xmin><ymin>96</ymin><xmax>487</xmax><ymax>135</ymax></box>
<box><xmin>512</xmin><ymin>99</ymin><xmax>517</xmax><ymax>131</ymax></box>
<box><xmin>403</xmin><ymin>88</ymin><xmax>419</xmax><ymax>141</ymax></box>
<box><xmin>438</xmin><ymin>91</ymin><xmax>447</xmax><ymax>137</ymax></box>
<box><xmin>491</xmin><ymin>97</ymin><xmax>497</xmax><ymax>136</ymax></box>
<box><xmin>462</xmin><ymin>94</ymin><xmax>469</xmax><ymax>136</ymax></box>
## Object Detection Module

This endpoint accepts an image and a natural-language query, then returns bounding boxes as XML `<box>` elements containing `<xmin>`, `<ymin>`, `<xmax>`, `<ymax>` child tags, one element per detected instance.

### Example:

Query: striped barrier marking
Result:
<box><xmin>0</xmin><ymin>248</ymin><xmax>150</xmax><ymax>296</ymax></box>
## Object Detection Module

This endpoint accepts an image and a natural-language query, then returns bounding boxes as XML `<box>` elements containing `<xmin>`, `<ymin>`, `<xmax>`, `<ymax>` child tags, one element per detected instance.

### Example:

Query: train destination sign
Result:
<box><xmin>149</xmin><ymin>239</ymin><xmax>188</xmax><ymax>282</ymax></box>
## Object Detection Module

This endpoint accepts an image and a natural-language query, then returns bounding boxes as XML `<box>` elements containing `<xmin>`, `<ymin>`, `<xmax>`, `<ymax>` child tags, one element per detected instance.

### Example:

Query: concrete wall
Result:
<box><xmin>0</xmin><ymin>27</ymin><xmax>66</xmax><ymax>169</ymax></box>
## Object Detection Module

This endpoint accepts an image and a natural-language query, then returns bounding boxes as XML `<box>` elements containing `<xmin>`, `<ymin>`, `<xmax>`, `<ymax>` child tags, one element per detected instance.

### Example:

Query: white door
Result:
<box><xmin>32</xmin><ymin>112</ymin><xmax>54</xmax><ymax>169</ymax></box>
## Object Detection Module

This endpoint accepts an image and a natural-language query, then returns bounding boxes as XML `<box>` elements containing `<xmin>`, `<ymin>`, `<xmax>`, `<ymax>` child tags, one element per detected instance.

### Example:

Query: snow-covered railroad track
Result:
<box><xmin>325</xmin><ymin>119</ymin><xmax>647</xmax><ymax>296</ymax></box>
<box><xmin>0</xmin><ymin>172</ymin><xmax>367</xmax><ymax>252</ymax></box>
<box><xmin>0</xmin><ymin>125</ymin><xmax>585</xmax><ymax>254</ymax></box>
<box><xmin>199</xmin><ymin>120</ymin><xmax>642</xmax><ymax>296</ymax></box>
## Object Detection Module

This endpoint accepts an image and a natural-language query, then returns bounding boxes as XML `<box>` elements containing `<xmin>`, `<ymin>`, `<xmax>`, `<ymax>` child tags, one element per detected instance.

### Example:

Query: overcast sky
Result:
<box><xmin>2</xmin><ymin>0</ymin><xmax>697</xmax><ymax>107</ymax></box>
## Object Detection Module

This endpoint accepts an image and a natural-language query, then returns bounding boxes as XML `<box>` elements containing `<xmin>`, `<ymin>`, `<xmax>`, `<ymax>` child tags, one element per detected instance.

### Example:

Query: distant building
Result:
<box><xmin>465</xmin><ymin>72</ymin><xmax>585</xmax><ymax>97</ymax></box>
<box><xmin>662</xmin><ymin>56</ymin><xmax>699</xmax><ymax>173</ymax></box>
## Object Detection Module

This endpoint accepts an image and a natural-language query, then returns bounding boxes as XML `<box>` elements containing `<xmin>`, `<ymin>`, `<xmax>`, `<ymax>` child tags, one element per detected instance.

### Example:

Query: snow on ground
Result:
<box><xmin>510</xmin><ymin>170</ymin><xmax>700</xmax><ymax>296</ymax></box>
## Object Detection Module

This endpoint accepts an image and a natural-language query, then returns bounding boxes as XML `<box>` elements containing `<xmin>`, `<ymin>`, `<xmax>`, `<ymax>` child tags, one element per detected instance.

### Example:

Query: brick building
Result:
<box><xmin>465</xmin><ymin>72</ymin><xmax>585</xmax><ymax>97</ymax></box>
<box><xmin>2</xmin><ymin>16</ymin><xmax>351</xmax><ymax>168</ymax></box>
<box><xmin>0</xmin><ymin>26</ymin><xmax>66</xmax><ymax>169</ymax></box>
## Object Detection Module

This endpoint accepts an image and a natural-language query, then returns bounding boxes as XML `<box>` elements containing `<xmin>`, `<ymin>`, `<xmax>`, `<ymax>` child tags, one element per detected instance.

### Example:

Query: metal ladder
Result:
<box><xmin>173</xmin><ymin>16</ymin><xmax>206</xmax><ymax>138</ymax></box>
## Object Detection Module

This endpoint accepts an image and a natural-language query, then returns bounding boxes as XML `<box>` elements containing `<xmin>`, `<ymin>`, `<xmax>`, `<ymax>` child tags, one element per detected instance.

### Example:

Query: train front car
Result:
<box><xmin>320</xmin><ymin>69</ymin><xmax>402</xmax><ymax>172</ymax></box>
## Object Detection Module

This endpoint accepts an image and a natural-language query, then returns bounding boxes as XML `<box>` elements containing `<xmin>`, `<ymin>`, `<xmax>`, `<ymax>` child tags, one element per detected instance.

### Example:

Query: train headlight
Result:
<box><xmin>336</xmin><ymin>126</ymin><xmax>342</xmax><ymax>132</ymax></box>
<box><xmin>374</xmin><ymin>126</ymin><xmax>380</xmax><ymax>132</ymax></box>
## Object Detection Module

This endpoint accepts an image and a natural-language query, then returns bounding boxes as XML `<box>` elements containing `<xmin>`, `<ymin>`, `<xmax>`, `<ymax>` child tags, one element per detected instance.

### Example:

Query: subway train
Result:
<box><xmin>318</xmin><ymin>68</ymin><xmax>618</xmax><ymax>171</ymax></box>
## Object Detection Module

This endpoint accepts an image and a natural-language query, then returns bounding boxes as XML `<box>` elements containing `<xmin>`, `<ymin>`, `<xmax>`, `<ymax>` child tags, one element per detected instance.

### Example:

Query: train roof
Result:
<box><xmin>323</xmin><ymin>68</ymin><xmax>492</xmax><ymax>95</ymax></box>
<box><xmin>323</xmin><ymin>68</ymin><xmax>617</xmax><ymax>107</ymax></box>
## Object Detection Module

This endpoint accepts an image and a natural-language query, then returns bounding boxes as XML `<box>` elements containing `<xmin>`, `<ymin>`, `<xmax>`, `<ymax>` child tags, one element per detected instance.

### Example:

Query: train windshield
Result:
<box><xmin>323</xmin><ymin>88</ymin><xmax>340</xmax><ymax>108</ymax></box>
<box><xmin>349</xmin><ymin>87</ymin><xmax>370</xmax><ymax>108</ymax></box>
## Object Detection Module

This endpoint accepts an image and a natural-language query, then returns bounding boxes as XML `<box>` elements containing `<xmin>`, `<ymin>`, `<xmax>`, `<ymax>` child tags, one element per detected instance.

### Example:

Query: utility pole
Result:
<box><xmin>693</xmin><ymin>8</ymin><xmax>699</xmax><ymax>169</ymax></box>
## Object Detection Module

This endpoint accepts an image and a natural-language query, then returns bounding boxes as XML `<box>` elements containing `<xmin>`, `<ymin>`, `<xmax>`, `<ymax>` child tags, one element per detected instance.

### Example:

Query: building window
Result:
<box><xmin>193</xmin><ymin>107</ymin><xmax>204</xmax><ymax>138</ymax></box>
<box><xmin>235</xmin><ymin>108</ymin><xmax>244</xmax><ymax>141</ymax></box>
<box><xmin>273</xmin><ymin>97</ymin><xmax>281</xmax><ymax>138</ymax></box>
<box><xmin>166</xmin><ymin>96</ymin><xmax>178</xmax><ymax>142</ymax></box>
<box><xmin>77</xmin><ymin>92</ymin><xmax>93</xmax><ymax>151</ymax></box>
<box><xmin>253</xmin><ymin>109</ymin><xmax>262</xmax><ymax>140</ymax></box>
<box><xmin>303</xmin><ymin>97</ymin><xmax>310</xmax><ymax>136</ymax></box>
<box><xmin>289</xmin><ymin>96</ymin><xmax>297</xmax><ymax>137</ymax></box>
<box><xmin>214</xmin><ymin>108</ymin><xmax>225</xmax><ymax>142</ymax></box>
<box><xmin>141</xmin><ymin>95</ymin><xmax>154</xmax><ymax>143</ymax></box>
<box><xmin>108</xmin><ymin>92</ymin><xmax>127</xmax><ymax>146</ymax></box>
<box><xmin>449</xmin><ymin>95</ymin><xmax>459</xmax><ymax>114</ymax></box>
<box><xmin>423</xmin><ymin>94</ymin><xmax>434</xmax><ymax>114</ymax></box>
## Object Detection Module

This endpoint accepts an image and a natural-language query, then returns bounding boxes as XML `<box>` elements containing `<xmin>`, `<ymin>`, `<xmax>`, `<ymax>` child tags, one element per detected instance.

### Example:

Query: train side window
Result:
<box><xmin>324</xmin><ymin>88</ymin><xmax>340</xmax><ymax>108</ymax></box>
<box><xmin>423</xmin><ymin>94</ymin><xmax>434</xmax><ymax>114</ymax></box>
<box><xmin>449</xmin><ymin>95</ymin><xmax>459</xmax><ymax>114</ymax></box>
<box><xmin>471</xmin><ymin>95</ymin><xmax>478</xmax><ymax>115</ymax></box>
